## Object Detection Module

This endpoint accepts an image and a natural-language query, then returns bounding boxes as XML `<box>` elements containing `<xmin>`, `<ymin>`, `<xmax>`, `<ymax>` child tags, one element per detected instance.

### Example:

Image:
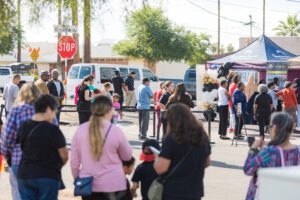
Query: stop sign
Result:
<box><xmin>57</xmin><ymin>35</ymin><xmax>77</xmax><ymax>59</ymax></box>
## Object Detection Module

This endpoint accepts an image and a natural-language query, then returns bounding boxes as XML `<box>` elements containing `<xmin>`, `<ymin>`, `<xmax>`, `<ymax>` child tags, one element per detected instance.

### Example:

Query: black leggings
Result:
<box><xmin>257</xmin><ymin>112</ymin><xmax>270</xmax><ymax>139</ymax></box>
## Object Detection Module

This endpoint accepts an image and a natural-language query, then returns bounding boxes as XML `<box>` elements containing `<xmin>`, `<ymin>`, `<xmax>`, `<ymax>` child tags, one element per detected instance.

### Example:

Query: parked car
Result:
<box><xmin>183</xmin><ymin>69</ymin><xmax>196</xmax><ymax>100</ymax></box>
<box><xmin>66</xmin><ymin>64</ymin><xmax>160</xmax><ymax>105</ymax></box>
<box><xmin>0</xmin><ymin>64</ymin><xmax>35</xmax><ymax>92</ymax></box>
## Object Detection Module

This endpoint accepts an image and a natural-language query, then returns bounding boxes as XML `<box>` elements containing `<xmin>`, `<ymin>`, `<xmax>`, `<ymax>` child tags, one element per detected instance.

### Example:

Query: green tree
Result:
<box><xmin>211</xmin><ymin>43</ymin><xmax>225</xmax><ymax>54</ymax></box>
<box><xmin>0</xmin><ymin>0</ymin><xmax>17</xmax><ymax>55</ymax></box>
<box><xmin>273</xmin><ymin>15</ymin><xmax>300</xmax><ymax>36</ymax></box>
<box><xmin>113</xmin><ymin>7</ymin><xmax>210</xmax><ymax>71</ymax></box>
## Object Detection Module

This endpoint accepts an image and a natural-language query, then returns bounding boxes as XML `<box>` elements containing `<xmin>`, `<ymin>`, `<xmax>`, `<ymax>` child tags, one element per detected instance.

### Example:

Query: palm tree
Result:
<box><xmin>273</xmin><ymin>15</ymin><xmax>300</xmax><ymax>36</ymax></box>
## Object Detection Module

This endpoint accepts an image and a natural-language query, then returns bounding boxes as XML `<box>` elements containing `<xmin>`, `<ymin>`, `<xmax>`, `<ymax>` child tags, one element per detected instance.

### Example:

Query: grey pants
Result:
<box><xmin>139</xmin><ymin>109</ymin><xmax>150</xmax><ymax>136</ymax></box>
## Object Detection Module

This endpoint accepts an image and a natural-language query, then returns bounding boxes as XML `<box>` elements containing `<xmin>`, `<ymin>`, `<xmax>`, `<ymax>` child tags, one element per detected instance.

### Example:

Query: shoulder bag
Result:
<box><xmin>148</xmin><ymin>146</ymin><xmax>193</xmax><ymax>200</ymax></box>
<box><xmin>74</xmin><ymin>123</ymin><xmax>113</xmax><ymax>197</ymax></box>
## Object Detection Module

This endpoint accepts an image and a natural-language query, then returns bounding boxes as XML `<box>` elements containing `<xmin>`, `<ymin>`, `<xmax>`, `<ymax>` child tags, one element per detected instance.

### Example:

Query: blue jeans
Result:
<box><xmin>11</xmin><ymin>165</ymin><xmax>21</xmax><ymax>200</ymax></box>
<box><xmin>18</xmin><ymin>178</ymin><xmax>60</xmax><ymax>200</ymax></box>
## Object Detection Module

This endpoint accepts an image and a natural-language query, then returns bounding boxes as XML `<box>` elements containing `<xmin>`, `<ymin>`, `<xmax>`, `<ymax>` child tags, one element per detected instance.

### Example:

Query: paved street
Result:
<box><xmin>1</xmin><ymin>111</ymin><xmax>300</xmax><ymax>200</ymax></box>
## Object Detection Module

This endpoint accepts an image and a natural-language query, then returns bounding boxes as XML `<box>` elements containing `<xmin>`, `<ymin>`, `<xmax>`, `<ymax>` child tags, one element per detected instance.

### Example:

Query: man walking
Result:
<box><xmin>232</xmin><ymin>82</ymin><xmax>247</xmax><ymax>139</ymax></box>
<box><xmin>112</xmin><ymin>70</ymin><xmax>126</xmax><ymax>108</ymax></box>
<box><xmin>35</xmin><ymin>71</ymin><xmax>50</xmax><ymax>94</ymax></box>
<box><xmin>218</xmin><ymin>80</ymin><xmax>231</xmax><ymax>140</ymax></box>
<box><xmin>125</xmin><ymin>71</ymin><xmax>136</xmax><ymax>107</ymax></box>
<box><xmin>47</xmin><ymin>69</ymin><xmax>65</xmax><ymax>123</ymax></box>
<box><xmin>137</xmin><ymin>78</ymin><xmax>153</xmax><ymax>140</ymax></box>
<box><xmin>3</xmin><ymin>74</ymin><xmax>21</xmax><ymax>116</ymax></box>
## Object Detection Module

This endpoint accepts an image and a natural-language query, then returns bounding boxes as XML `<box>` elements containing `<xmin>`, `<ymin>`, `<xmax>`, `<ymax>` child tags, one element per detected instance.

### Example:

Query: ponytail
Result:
<box><xmin>89</xmin><ymin>115</ymin><xmax>104</xmax><ymax>160</ymax></box>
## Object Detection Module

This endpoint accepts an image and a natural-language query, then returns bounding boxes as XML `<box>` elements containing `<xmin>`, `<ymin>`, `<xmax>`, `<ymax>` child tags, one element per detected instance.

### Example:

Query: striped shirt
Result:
<box><xmin>243</xmin><ymin>146</ymin><xmax>300</xmax><ymax>200</ymax></box>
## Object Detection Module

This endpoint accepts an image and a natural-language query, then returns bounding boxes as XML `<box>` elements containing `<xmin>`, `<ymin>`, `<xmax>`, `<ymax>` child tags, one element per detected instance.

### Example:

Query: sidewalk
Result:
<box><xmin>1</xmin><ymin>112</ymin><xmax>300</xmax><ymax>200</ymax></box>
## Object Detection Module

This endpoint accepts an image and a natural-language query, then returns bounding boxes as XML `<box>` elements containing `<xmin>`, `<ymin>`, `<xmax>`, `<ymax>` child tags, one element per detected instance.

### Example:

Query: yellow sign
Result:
<box><xmin>30</xmin><ymin>48</ymin><xmax>40</xmax><ymax>63</ymax></box>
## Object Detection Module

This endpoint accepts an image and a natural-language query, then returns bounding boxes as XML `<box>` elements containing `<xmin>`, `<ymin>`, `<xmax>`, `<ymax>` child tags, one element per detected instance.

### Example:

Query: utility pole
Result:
<box><xmin>217</xmin><ymin>0</ymin><xmax>220</xmax><ymax>54</ymax></box>
<box><xmin>263</xmin><ymin>0</ymin><xmax>265</xmax><ymax>34</ymax></box>
<box><xmin>244</xmin><ymin>15</ymin><xmax>254</xmax><ymax>44</ymax></box>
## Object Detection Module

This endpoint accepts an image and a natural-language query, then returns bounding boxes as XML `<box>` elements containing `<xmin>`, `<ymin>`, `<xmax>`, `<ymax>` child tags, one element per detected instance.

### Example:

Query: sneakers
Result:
<box><xmin>220</xmin><ymin>135</ymin><xmax>230</xmax><ymax>140</ymax></box>
<box><xmin>139</xmin><ymin>134</ymin><xmax>148</xmax><ymax>140</ymax></box>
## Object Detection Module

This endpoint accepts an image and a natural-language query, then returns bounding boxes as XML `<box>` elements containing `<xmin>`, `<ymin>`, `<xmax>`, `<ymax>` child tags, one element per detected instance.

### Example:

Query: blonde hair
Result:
<box><xmin>89</xmin><ymin>96</ymin><xmax>112</xmax><ymax>160</ymax></box>
<box><xmin>14</xmin><ymin>83</ymin><xmax>41</xmax><ymax>106</ymax></box>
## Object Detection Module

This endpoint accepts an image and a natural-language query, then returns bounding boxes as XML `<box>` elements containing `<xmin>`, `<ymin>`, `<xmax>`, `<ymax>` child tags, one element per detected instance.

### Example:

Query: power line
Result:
<box><xmin>185</xmin><ymin>0</ymin><xmax>247</xmax><ymax>25</ymax></box>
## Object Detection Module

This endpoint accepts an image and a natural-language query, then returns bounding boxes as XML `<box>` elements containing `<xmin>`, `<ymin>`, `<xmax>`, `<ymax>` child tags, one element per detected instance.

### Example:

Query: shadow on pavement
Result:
<box><xmin>211</xmin><ymin>160</ymin><xmax>243</xmax><ymax>170</ymax></box>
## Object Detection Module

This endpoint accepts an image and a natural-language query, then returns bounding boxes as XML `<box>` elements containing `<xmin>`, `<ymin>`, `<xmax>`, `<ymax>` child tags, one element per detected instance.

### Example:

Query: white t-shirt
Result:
<box><xmin>218</xmin><ymin>86</ymin><xmax>229</xmax><ymax>106</ymax></box>
<box><xmin>3</xmin><ymin>82</ymin><xmax>19</xmax><ymax>112</ymax></box>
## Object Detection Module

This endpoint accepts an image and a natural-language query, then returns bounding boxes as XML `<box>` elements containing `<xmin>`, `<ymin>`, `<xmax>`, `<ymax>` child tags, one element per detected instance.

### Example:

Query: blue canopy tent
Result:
<box><xmin>206</xmin><ymin>35</ymin><xmax>297</xmax><ymax>83</ymax></box>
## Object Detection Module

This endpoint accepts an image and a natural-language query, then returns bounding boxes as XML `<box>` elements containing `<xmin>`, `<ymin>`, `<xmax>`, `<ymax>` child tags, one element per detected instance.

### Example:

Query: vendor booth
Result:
<box><xmin>206</xmin><ymin>35</ymin><xmax>297</xmax><ymax>85</ymax></box>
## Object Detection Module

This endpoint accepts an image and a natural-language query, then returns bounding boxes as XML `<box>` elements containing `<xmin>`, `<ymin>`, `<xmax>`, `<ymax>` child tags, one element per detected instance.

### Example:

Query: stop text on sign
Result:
<box><xmin>57</xmin><ymin>35</ymin><xmax>77</xmax><ymax>59</ymax></box>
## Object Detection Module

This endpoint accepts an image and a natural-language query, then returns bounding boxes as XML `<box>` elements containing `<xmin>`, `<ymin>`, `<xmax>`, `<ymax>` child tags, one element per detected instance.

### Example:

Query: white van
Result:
<box><xmin>66</xmin><ymin>63</ymin><xmax>160</xmax><ymax>105</ymax></box>
<box><xmin>0</xmin><ymin>67</ymin><xmax>13</xmax><ymax>91</ymax></box>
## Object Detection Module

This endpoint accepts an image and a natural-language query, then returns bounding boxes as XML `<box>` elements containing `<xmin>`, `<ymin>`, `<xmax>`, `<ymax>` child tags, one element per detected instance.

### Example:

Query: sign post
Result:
<box><xmin>57</xmin><ymin>35</ymin><xmax>77</xmax><ymax>80</ymax></box>
<box><xmin>29</xmin><ymin>47</ymin><xmax>40</xmax><ymax>77</ymax></box>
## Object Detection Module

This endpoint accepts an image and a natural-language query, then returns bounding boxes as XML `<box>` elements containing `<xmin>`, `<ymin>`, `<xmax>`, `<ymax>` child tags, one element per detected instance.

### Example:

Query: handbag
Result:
<box><xmin>148</xmin><ymin>146</ymin><xmax>193</xmax><ymax>200</ymax></box>
<box><xmin>74</xmin><ymin>124</ymin><xmax>113</xmax><ymax>196</ymax></box>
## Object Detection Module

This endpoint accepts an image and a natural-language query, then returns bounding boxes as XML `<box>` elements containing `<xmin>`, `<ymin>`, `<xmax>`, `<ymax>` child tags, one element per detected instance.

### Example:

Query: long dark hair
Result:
<box><xmin>166</xmin><ymin>103</ymin><xmax>208</xmax><ymax>147</ymax></box>
<box><xmin>171</xmin><ymin>83</ymin><xmax>186</xmax><ymax>101</ymax></box>
<box><xmin>293</xmin><ymin>78</ymin><xmax>300</xmax><ymax>88</ymax></box>
<box><xmin>268</xmin><ymin>112</ymin><xmax>294</xmax><ymax>146</ymax></box>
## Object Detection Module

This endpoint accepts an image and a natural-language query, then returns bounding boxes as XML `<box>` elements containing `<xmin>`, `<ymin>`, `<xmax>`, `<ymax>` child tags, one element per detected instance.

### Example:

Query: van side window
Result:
<box><xmin>68</xmin><ymin>66</ymin><xmax>80</xmax><ymax>79</ymax></box>
<box><xmin>79</xmin><ymin>66</ymin><xmax>91</xmax><ymax>79</ymax></box>
<box><xmin>142</xmin><ymin>69</ymin><xmax>158</xmax><ymax>82</ymax></box>
<box><xmin>100</xmin><ymin>67</ymin><xmax>116</xmax><ymax>83</ymax></box>
<box><xmin>0</xmin><ymin>68</ymin><xmax>10</xmax><ymax>75</ymax></box>
<box><xmin>129</xmin><ymin>68</ymin><xmax>140</xmax><ymax>80</ymax></box>
<box><xmin>119</xmin><ymin>68</ymin><xmax>129</xmax><ymax>79</ymax></box>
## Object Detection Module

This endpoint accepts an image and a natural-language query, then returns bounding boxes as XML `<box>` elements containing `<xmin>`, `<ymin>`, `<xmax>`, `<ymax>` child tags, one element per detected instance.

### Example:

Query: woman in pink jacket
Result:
<box><xmin>71</xmin><ymin>96</ymin><xmax>132</xmax><ymax>200</ymax></box>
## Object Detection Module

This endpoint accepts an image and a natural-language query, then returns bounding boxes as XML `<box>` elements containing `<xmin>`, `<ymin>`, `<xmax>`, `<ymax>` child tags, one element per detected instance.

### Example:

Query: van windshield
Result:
<box><xmin>142</xmin><ymin>69</ymin><xmax>158</xmax><ymax>82</ymax></box>
<box><xmin>100</xmin><ymin>67</ymin><xmax>116</xmax><ymax>83</ymax></box>
<box><xmin>79</xmin><ymin>66</ymin><xmax>92</xmax><ymax>79</ymax></box>
<box><xmin>68</xmin><ymin>66</ymin><xmax>80</xmax><ymax>79</ymax></box>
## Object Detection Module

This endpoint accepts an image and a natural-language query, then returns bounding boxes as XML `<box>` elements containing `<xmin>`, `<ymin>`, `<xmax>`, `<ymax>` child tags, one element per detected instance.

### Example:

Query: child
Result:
<box><xmin>122</xmin><ymin>157</ymin><xmax>136</xmax><ymax>200</ymax></box>
<box><xmin>112</xmin><ymin>93</ymin><xmax>121</xmax><ymax>124</ymax></box>
<box><xmin>103</xmin><ymin>82</ymin><xmax>112</xmax><ymax>99</ymax></box>
<box><xmin>131</xmin><ymin>139</ymin><xmax>160</xmax><ymax>200</ymax></box>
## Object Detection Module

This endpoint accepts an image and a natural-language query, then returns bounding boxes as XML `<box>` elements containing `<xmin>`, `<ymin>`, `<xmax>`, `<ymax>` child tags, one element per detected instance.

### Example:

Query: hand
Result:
<box><xmin>251</xmin><ymin>139</ymin><xmax>264</xmax><ymax>149</ymax></box>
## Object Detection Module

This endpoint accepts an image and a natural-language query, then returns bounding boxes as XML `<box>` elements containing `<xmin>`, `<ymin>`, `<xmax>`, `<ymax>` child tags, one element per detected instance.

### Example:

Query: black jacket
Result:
<box><xmin>47</xmin><ymin>80</ymin><xmax>65</xmax><ymax>105</ymax></box>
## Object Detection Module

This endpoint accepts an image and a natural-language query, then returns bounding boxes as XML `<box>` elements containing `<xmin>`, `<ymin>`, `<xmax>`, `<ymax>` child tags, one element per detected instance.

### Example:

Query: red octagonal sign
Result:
<box><xmin>57</xmin><ymin>35</ymin><xmax>77</xmax><ymax>59</ymax></box>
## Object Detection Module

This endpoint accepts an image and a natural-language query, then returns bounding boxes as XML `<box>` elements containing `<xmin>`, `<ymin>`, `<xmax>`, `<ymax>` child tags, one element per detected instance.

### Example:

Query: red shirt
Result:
<box><xmin>276</xmin><ymin>88</ymin><xmax>298</xmax><ymax>109</ymax></box>
<box><xmin>229</xmin><ymin>83</ymin><xmax>237</xmax><ymax>108</ymax></box>
<box><xmin>154</xmin><ymin>89</ymin><xmax>163</xmax><ymax>110</ymax></box>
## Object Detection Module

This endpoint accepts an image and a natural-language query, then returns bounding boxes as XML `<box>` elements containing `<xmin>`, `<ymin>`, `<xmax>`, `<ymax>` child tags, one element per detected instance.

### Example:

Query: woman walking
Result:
<box><xmin>243</xmin><ymin>112</ymin><xmax>300</xmax><ymax>200</ymax></box>
<box><xmin>166</xmin><ymin>83</ymin><xmax>194</xmax><ymax>108</ymax></box>
<box><xmin>1</xmin><ymin>83</ymin><xmax>41</xmax><ymax>200</ymax></box>
<box><xmin>154</xmin><ymin>82</ymin><xmax>165</xmax><ymax>137</ymax></box>
<box><xmin>253</xmin><ymin>84</ymin><xmax>273</xmax><ymax>139</ymax></box>
<box><xmin>18</xmin><ymin>95</ymin><xmax>68</xmax><ymax>200</ymax></box>
<box><xmin>154</xmin><ymin>103</ymin><xmax>211</xmax><ymax>200</ymax></box>
<box><xmin>77</xmin><ymin>75</ymin><xmax>94</xmax><ymax>124</ymax></box>
<box><xmin>228</xmin><ymin>74</ymin><xmax>240</xmax><ymax>133</ymax></box>
<box><xmin>71</xmin><ymin>96</ymin><xmax>132</xmax><ymax>200</ymax></box>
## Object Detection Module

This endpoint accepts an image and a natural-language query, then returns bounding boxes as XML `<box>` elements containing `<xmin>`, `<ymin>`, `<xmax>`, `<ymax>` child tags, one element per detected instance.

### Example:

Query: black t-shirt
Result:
<box><xmin>167</xmin><ymin>94</ymin><xmax>194</xmax><ymax>109</ymax></box>
<box><xmin>254</xmin><ymin>93</ymin><xmax>273</xmax><ymax>114</ymax></box>
<box><xmin>159</xmin><ymin>136</ymin><xmax>211</xmax><ymax>199</ymax></box>
<box><xmin>112</xmin><ymin>76</ymin><xmax>125</xmax><ymax>94</ymax></box>
<box><xmin>159</xmin><ymin>93</ymin><xmax>171</xmax><ymax>106</ymax></box>
<box><xmin>18</xmin><ymin>120</ymin><xmax>66</xmax><ymax>180</ymax></box>
<box><xmin>132</xmin><ymin>161</ymin><xmax>158</xmax><ymax>200</ymax></box>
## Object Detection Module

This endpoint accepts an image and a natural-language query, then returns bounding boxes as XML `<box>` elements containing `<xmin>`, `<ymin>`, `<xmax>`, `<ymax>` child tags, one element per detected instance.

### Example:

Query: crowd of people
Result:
<box><xmin>0</xmin><ymin>69</ymin><xmax>210</xmax><ymax>200</ymax></box>
<box><xmin>1</xmin><ymin>66</ymin><xmax>300</xmax><ymax>200</ymax></box>
<box><xmin>217</xmin><ymin>73</ymin><xmax>300</xmax><ymax>140</ymax></box>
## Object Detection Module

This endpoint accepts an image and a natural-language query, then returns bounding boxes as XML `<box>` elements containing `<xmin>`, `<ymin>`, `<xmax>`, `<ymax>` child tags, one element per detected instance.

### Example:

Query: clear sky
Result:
<box><xmin>23</xmin><ymin>0</ymin><xmax>300</xmax><ymax>50</ymax></box>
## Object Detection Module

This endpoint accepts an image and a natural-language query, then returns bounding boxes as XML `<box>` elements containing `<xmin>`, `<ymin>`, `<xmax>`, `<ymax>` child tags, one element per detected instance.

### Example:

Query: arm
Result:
<box><xmin>70</xmin><ymin>129</ymin><xmax>81</xmax><ymax>178</ymax></box>
<box><xmin>60</xmin><ymin>81</ymin><xmax>65</xmax><ymax>99</ymax></box>
<box><xmin>117</xmin><ymin>128</ymin><xmax>132</xmax><ymax>161</ymax></box>
<box><xmin>84</xmin><ymin>89</ymin><xmax>93</xmax><ymax>101</ymax></box>
<box><xmin>58</xmin><ymin>147</ymin><xmax>68</xmax><ymax>165</ymax></box>
<box><xmin>154</xmin><ymin>156</ymin><xmax>171</xmax><ymax>175</ymax></box>
<box><xmin>225</xmin><ymin>90</ymin><xmax>231</xmax><ymax>100</ymax></box>
<box><xmin>292</xmin><ymin>91</ymin><xmax>298</xmax><ymax>108</ymax></box>
<box><xmin>243</xmin><ymin>148</ymin><xmax>271</xmax><ymax>176</ymax></box>
<box><xmin>0</xmin><ymin>110</ymin><xmax>17</xmax><ymax>158</ymax></box>
<box><xmin>131</xmin><ymin>182</ymin><xmax>139</xmax><ymax>197</ymax></box>
<box><xmin>276</xmin><ymin>90</ymin><xmax>282</xmax><ymax>97</ymax></box>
